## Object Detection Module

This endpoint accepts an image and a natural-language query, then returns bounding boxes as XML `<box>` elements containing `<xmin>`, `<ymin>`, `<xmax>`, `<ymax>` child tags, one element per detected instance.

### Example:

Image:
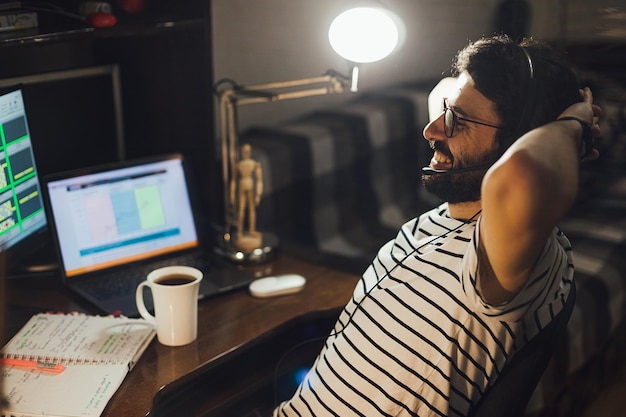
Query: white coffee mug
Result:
<box><xmin>136</xmin><ymin>266</ymin><xmax>203</xmax><ymax>346</ymax></box>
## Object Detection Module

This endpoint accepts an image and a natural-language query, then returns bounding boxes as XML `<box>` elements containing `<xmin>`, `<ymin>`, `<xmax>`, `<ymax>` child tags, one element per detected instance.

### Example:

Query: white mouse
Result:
<box><xmin>249</xmin><ymin>274</ymin><xmax>306</xmax><ymax>298</ymax></box>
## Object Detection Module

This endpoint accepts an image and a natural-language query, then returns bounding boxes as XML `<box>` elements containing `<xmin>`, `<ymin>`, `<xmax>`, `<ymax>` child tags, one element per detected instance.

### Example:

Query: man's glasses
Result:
<box><xmin>442</xmin><ymin>98</ymin><xmax>503</xmax><ymax>138</ymax></box>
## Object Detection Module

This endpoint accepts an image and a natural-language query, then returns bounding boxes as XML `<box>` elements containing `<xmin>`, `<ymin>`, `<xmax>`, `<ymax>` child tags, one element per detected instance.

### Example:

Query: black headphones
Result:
<box><xmin>516</xmin><ymin>46</ymin><xmax>537</xmax><ymax>137</ymax></box>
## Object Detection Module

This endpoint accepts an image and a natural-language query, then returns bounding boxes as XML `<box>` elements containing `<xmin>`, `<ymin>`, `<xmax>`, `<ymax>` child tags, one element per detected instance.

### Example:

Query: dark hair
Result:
<box><xmin>452</xmin><ymin>35</ymin><xmax>581</xmax><ymax>154</ymax></box>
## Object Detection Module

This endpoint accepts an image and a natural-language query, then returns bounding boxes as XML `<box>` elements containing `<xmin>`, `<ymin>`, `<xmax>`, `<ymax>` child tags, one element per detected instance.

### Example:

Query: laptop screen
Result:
<box><xmin>45</xmin><ymin>155</ymin><xmax>199</xmax><ymax>277</ymax></box>
<box><xmin>0</xmin><ymin>87</ymin><xmax>48</xmax><ymax>255</ymax></box>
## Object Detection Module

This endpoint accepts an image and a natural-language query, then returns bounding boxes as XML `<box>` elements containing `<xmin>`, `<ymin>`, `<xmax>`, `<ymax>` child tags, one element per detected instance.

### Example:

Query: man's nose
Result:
<box><xmin>423</xmin><ymin>112</ymin><xmax>446</xmax><ymax>142</ymax></box>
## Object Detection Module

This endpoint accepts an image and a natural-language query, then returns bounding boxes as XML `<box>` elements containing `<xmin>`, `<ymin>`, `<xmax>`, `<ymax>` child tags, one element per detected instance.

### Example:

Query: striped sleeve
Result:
<box><xmin>461</xmin><ymin>218</ymin><xmax>574</xmax><ymax>325</ymax></box>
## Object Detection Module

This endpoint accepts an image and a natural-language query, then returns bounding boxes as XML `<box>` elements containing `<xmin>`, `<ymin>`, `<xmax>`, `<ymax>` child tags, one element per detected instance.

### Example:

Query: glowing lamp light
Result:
<box><xmin>328</xmin><ymin>7</ymin><xmax>401</xmax><ymax>64</ymax></box>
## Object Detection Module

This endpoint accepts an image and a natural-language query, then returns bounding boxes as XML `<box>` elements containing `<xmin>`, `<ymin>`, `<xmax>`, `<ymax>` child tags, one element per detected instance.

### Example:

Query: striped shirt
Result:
<box><xmin>274</xmin><ymin>203</ymin><xmax>574</xmax><ymax>417</ymax></box>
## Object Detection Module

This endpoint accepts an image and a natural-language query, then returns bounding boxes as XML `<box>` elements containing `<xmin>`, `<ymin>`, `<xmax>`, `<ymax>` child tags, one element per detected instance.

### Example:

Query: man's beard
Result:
<box><xmin>422</xmin><ymin>168</ymin><xmax>486</xmax><ymax>203</ymax></box>
<box><xmin>421</xmin><ymin>147</ymin><xmax>500</xmax><ymax>204</ymax></box>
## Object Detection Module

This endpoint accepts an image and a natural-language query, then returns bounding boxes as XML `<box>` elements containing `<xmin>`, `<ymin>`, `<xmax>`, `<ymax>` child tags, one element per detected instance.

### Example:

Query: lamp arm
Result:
<box><xmin>239</xmin><ymin>73</ymin><xmax>345</xmax><ymax>92</ymax></box>
<box><xmin>236</xmin><ymin>86</ymin><xmax>344</xmax><ymax>105</ymax></box>
<box><xmin>230</xmin><ymin>71</ymin><xmax>350</xmax><ymax>104</ymax></box>
<box><xmin>219</xmin><ymin>91</ymin><xmax>240</xmax><ymax>234</ymax></box>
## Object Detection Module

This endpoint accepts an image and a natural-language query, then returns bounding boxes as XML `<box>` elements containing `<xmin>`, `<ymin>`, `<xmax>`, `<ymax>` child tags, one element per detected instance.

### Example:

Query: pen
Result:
<box><xmin>0</xmin><ymin>358</ymin><xmax>65</xmax><ymax>374</ymax></box>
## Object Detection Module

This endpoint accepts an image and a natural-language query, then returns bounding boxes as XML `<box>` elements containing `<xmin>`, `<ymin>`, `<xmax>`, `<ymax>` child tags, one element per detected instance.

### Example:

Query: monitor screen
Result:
<box><xmin>0</xmin><ymin>87</ymin><xmax>47</xmax><ymax>263</ymax></box>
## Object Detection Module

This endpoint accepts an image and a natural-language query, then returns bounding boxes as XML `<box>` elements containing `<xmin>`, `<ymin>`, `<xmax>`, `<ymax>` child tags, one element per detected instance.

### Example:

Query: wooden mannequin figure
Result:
<box><xmin>230</xmin><ymin>143</ymin><xmax>263</xmax><ymax>251</ymax></box>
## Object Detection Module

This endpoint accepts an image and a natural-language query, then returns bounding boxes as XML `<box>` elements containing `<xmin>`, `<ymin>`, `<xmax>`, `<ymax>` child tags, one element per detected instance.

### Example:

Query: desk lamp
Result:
<box><xmin>214</xmin><ymin>6</ymin><xmax>402</xmax><ymax>263</ymax></box>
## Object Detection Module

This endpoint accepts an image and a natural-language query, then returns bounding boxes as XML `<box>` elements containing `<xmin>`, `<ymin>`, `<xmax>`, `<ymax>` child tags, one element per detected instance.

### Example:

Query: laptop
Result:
<box><xmin>43</xmin><ymin>153</ymin><xmax>255</xmax><ymax>317</ymax></box>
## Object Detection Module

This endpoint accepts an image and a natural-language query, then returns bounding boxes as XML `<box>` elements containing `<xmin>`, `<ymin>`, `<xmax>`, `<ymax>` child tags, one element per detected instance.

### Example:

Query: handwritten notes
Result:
<box><xmin>0</xmin><ymin>314</ymin><xmax>155</xmax><ymax>417</ymax></box>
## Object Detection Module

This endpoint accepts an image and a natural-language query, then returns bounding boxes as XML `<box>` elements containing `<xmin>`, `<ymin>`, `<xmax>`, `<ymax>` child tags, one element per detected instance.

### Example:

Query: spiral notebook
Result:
<box><xmin>0</xmin><ymin>313</ymin><xmax>156</xmax><ymax>417</ymax></box>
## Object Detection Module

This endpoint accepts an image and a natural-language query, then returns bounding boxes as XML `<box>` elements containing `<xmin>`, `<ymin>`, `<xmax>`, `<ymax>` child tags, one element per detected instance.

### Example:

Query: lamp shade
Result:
<box><xmin>328</xmin><ymin>7</ymin><xmax>401</xmax><ymax>64</ymax></box>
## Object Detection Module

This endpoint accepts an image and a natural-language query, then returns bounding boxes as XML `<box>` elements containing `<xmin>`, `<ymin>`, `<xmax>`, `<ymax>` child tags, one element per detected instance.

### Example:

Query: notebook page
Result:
<box><xmin>1</xmin><ymin>314</ymin><xmax>155</xmax><ymax>365</ymax></box>
<box><xmin>1</xmin><ymin>363</ymin><xmax>128</xmax><ymax>417</ymax></box>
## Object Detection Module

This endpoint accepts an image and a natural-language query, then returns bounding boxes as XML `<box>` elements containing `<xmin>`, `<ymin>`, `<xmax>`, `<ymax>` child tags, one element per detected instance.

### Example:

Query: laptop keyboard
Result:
<box><xmin>79</xmin><ymin>252</ymin><xmax>217</xmax><ymax>301</ymax></box>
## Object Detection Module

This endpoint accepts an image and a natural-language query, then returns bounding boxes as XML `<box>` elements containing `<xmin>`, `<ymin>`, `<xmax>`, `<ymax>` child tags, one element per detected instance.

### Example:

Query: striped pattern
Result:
<box><xmin>274</xmin><ymin>203</ymin><xmax>574</xmax><ymax>417</ymax></box>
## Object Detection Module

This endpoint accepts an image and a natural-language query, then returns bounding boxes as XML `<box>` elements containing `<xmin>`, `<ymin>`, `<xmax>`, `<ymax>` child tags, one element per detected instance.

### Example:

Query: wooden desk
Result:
<box><xmin>4</xmin><ymin>253</ymin><xmax>361</xmax><ymax>417</ymax></box>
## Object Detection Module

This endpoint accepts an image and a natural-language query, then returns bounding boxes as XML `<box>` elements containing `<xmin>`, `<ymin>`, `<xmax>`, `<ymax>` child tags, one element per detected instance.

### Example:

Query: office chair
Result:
<box><xmin>467</xmin><ymin>282</ymin><xmax>576</xmax><ymax>417</ymax></box>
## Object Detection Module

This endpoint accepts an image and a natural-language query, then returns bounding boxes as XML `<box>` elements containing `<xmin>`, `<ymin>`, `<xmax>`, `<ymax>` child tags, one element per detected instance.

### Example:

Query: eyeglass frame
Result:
<box><xmin>442</xmin><ymin>98</ymin><xmax>504</xmax><ymax>138</ymax></box>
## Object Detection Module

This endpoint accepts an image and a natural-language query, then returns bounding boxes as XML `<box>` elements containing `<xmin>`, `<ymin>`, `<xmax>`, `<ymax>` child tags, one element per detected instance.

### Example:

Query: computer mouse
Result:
<box><xmin>249</xmin><ymin>274</ymin><xmax>306</xmax><ymax>298</ymax></box>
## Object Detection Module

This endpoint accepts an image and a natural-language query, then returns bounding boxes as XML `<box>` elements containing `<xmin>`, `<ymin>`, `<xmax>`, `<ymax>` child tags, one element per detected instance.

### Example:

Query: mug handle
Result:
<box><xmin>136</xmin><ymin>281</ymin><xmax>156</xmax><ymax>323</ymax></box>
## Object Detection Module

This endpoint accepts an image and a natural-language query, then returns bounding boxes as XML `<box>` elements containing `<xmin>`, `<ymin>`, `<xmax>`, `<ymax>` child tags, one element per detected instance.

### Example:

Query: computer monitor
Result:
<box><xmin>0</xmin><ymin>86</ymin><xmax>48</xmax><ymax>271</ymax></box>
<box><xmin>0</xmin><ymin>65</ymin><xmax>125</xmax><ymax>273</ymax></box>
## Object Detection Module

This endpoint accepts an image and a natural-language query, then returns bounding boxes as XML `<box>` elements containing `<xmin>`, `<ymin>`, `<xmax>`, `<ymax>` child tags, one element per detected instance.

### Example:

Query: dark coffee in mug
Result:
<box><xmin>154</xmin><ymin>275</ymin><xmax>196</xmax><ymax>286</ymax></box>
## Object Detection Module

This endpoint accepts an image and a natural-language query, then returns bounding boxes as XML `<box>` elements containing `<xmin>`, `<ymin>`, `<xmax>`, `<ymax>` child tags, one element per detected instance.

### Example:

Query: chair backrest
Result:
<box><xmin>467</xmin><ymin>282</ymin><xmax>576</xmax><ymax>417</ymax></box>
